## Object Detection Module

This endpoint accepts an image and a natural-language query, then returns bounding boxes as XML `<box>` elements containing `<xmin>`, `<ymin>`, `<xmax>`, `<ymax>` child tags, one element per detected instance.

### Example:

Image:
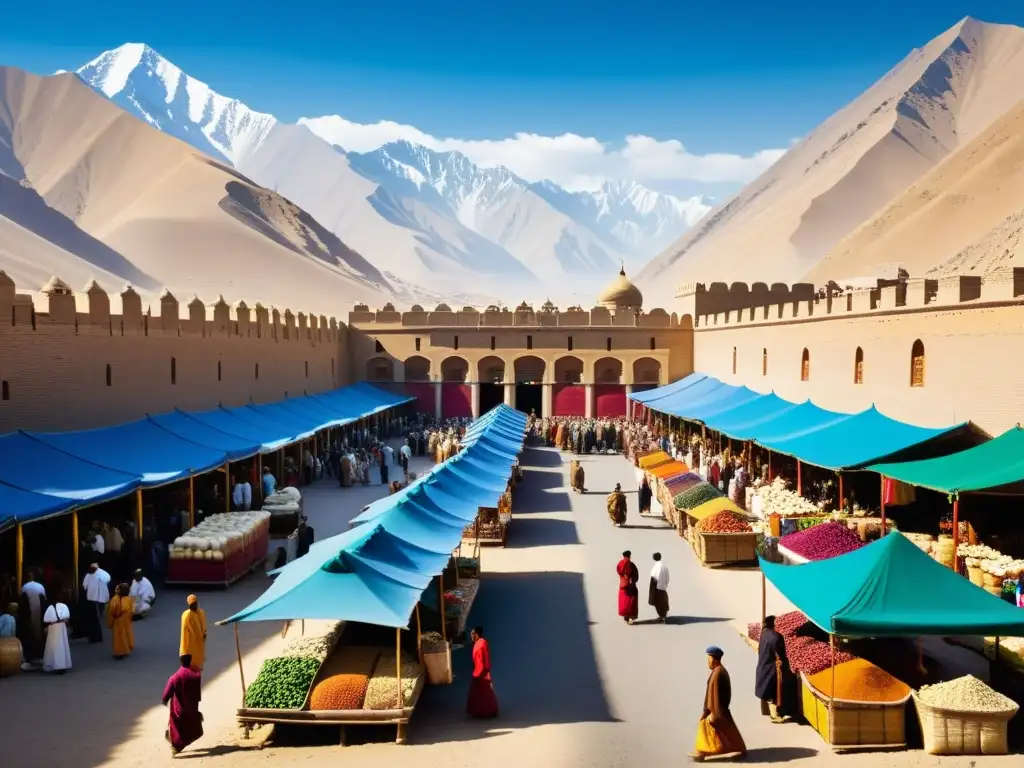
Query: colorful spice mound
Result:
<box><xmin>310</xmin><ymin>673</ymin><xmax>370</xmax><ymax>710</ymax></box>
<box><xmin>780</xmin><ymin>521</ymin><xmax>865</xmax><ymax>561</ymax></box>
<box><xmin>244</xmin><ymin>656</ymin><xmax>321</xmax><ymax>709</ymax></box>
<box><xmin>807</xmin><ymin>658</ymin><xmax>910</xmax><ymax>702</ymax></box>
<box><xmin>786</xmin><ymin>636</ymin><xmax>856</xmax><ymax>675</ymax></box>
<box><xmin>363</xmin><ymin>653</ymin><xmax>422</xmax><ymax>710</ymax></box>
<box><xmin>918</xmin><ymin>675</ymin><xmax>1018</xmax><ymax>713</ymax></box>
<box><xmin>674</xmin><ymin>482</ymin><xmax>722</xmax><ymax>510</ymax></box>
<box><xmin>696</xmin><ymin>510</ymin><xmax>751</xmax><ymax>533</ymax></box>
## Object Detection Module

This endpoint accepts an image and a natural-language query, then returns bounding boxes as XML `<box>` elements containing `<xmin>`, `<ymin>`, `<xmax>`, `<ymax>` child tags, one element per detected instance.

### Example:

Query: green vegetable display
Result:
<box><xmin>673</xmin><ymin>482</ymin><xmax>722</xmax><ymax>511</ymax></box>
<box><xmin>244</xmin><ymin>656</ymin><xmax>322</xmax><ymax>709</ymax></box>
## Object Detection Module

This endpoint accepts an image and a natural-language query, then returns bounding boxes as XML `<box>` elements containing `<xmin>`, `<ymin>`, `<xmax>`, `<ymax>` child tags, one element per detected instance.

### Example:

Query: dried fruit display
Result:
<box><xmin>310</xmin><ymin>673</ymin><xmax>370</xmax><ymax>711</ymax></box>
<box><xmin>244</xmin><ymin>656</ymin><xmax>321</xmax><ymax>709</ymax></box>
<box><xmin>780</xmin><ymin>521</ymin><xmax>865</xmax><ymax>561</ymax></box>
<box><xmin>918</xmin><ymin>675</ymin><xmax>1018</xmax><ymax>712</ymax></box>
<box><xmin>786</xmin><ymin>636</ymin><xmax>856</xmax><ymax>675</ymax></box>
<box><xmin>363</xmin><ymin>653</ymin><xmax>423</xmax><ymax>710</ymax></box>
<box><xmin>696</xmin><ymin>510</ymin><xmax>751</xmax><ymax>533</ymax></box>
<box><xmin>747</xmin><ymin>610</ymin><xmax>811</xmax><ymax>643</ymax></box>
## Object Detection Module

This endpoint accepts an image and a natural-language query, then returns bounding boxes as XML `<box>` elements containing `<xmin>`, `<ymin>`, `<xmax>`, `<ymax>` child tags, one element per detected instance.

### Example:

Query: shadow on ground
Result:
<box><xmin>743</xmin><ymin>746</ymin><xmax>820</xmax><ymax>762</ymax></box>
<box><xmin>408</xmin><ymin>569</ymin><xmax>617</xmax><ymax>744</ymax></box>
<box><xmin>506</xmin><ymin>518</ymin><xmax>580</xmax><ymax>547</ymax></box>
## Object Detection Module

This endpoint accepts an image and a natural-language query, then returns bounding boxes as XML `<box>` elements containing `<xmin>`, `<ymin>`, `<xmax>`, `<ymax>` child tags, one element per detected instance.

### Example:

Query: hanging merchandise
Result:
<box><xmin>883</xmin><ymin>478</ymin><xmax>917</xmax><ymax>507</ymax></box>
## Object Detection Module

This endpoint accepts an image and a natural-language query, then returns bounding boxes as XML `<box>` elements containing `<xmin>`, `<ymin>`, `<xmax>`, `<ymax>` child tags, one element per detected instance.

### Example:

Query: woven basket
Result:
<box><xmin>967</xmin><ymin>566</ymin><xmax>985</xmax><ymax>587</ymax></box>
<box><xmin>422</xmin><ymin>645</ymin><xmax>453</xmax><ymax>685</ymax></box>
<box><xmin>0</xmin><ymin>637</ymin><xmax>22</xmax><ymax>677</ymax></box>
<box><xmin>912</xmin><ymin>693</ymin><xmax>1018</xmax><ymax>755</ymax></box>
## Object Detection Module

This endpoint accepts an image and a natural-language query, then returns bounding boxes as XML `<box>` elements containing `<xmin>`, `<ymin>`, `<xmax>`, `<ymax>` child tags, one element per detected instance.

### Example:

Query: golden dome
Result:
<box><xmin>598</xmin><ymin>267</ymin><xmax>643</xmax><ymax>309</ymax></box>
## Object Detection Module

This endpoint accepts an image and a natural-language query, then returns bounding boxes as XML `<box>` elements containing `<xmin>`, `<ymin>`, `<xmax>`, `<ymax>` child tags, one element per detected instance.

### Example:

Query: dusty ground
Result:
<box><xmin>0</xmin><ymin>443</ymin><xmax>1018</xmax><ymax>767</ymax></box>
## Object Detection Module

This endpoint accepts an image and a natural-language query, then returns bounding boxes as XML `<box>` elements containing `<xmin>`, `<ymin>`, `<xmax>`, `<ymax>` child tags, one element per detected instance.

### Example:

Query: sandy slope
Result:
<box><xmin>807</xmin><ymin>101</ymin><xmax>1024</xmax><ymax>283</ymax></box>
<box><xmin>0</xmin><ymin>67</ymin><xmax>393</xmax><ymax>314</ymax></box>
<box><xmin>636</xmin><ymin>18</ymin><xmax>1024</xmax><ymax>304</ymax></box>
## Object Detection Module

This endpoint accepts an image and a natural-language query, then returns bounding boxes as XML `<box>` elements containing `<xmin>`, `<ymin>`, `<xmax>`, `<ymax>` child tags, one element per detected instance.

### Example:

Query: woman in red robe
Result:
<box><xmin>163</xmin><ymin>653</ymin><xmax>204</xmax><ymax>755</ymax></box>
<box><xmin>466</xmin><ymin>626</ymin><xmax>499</xmax><ymax>718</ymax></box>
<box><xmin>616</xmin><ymin>550</ymin><xmax>640</xmax><ymax>624</ymax></box>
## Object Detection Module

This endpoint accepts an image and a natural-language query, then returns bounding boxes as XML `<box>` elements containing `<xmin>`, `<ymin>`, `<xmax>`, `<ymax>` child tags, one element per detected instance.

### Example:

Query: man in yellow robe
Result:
<box><xmin>106</xmin><ymin>583</ymin><xmax>134</xmax><ymax>659</ymax></box>
<box><xmin>179</xmin><ymin>595</ymin><xmax>207</xmax><ymax>671</ymax></box>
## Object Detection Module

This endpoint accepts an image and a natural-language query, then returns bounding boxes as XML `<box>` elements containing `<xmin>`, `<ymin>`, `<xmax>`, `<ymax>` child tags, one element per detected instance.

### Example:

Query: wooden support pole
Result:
<box><xmin>395</xmin><ymin>628</ymin><xmax>403</xmax><ymax>708</ymax></box>
<box><xmin>796</xmin><ymin>460</ymin><xmax>802</xmax><ymax>497</ymax></box>
<box><xmin>880</xmin><ymin>475</ymin><xmax>887</xmax><ymax>535</ymax></box>
<box><xmin>72</xmin><ymin>512</ymin><xmax>79</xmax><ymax>600</ymax></box>
<box><xmin>188</xmin><ymin>475</ymin><xmax>196</xmax><ymax>529</ymax></box>
<box><xmin>256</xmin><ymin>453</ymin><xmax>263</xmax><ymax>507</ymax></box>
<box><xmin>224</xmin><ymin>463</ymin><xmax>231</xmax><ymax>512</ymax></box>
<box><xmin>952</xmin><ymin>497</ymin><xmax>961</xmax><ymax>572</ymax></box>
<box><xmin>837</xmin><ymin>473</ymin><xmax>844</xmax><ymax>514</ymax></box>
<box><xmin>15</xmin><ymin>522</ymin><xmax>23</xmax><ymax>589</ymax></box>
<box><xmin>439</xmin><ymin>578</ymin><xmax>447</xmax><ymax>644</ymax></box>
<box><xmin>767</xmin><ymin>450</ymin><xmax>773</xmax><ymax>482</ymax></box>
<box><xmin>760</xmin><ymin>571</ymin><xmax>766</xmax><ymax>627</ymax></box>
<box><xmin>234</xmin><ymin>623</ymin><xmax>247</xmax><ymax>705</ymax></box>
<box><xmin>136</xmin><ymin>488</ymin><xmax>144</xmax><ymax>550</ymax></box>
<box><xmin>415</xmin><ymin>603</ymin><xmax>423</xmax><ymax>662</ymax></box>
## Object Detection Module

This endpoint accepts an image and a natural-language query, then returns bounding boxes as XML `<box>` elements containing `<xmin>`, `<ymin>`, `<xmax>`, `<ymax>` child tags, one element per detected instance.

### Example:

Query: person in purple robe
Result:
<box><xmin>162</xmin><ymin>653</ymin><xmax>203</xmax><ymax>755</ymax></box>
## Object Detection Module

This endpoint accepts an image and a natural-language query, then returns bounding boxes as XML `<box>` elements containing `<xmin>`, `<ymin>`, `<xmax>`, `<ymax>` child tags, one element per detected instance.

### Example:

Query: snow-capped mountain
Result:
<box><xmin>72</xmin><ymin>43</ymin><xmax>711</xmax><ymax>300</ymax></box>
<box><xmin>77</xmin><ymin>43</ymin><xmax>277</xmax><ymax>165</ymax></box>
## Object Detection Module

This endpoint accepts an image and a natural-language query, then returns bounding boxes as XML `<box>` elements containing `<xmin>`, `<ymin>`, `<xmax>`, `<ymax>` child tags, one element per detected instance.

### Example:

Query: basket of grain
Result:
<box><xmin>912</xmin><ymin>675</ymin><xmax>1019</xmax><ymax>755</ymax></box>
<box><xmin>420</xmin><ymin>632</ymin><xmax>452</xmax><ymax>685</ymax></box>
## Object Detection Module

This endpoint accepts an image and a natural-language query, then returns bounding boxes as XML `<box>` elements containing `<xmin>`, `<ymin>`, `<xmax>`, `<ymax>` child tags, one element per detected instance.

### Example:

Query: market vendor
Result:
<box><xmin>755</xmin><ymin>615</ymin><xmax>795</xmax><ymax>723</ymax></box>
<box><xmin>129</xmin><ymin>569</ymin><xmax>156</xmax><ymax>619</ymax></box>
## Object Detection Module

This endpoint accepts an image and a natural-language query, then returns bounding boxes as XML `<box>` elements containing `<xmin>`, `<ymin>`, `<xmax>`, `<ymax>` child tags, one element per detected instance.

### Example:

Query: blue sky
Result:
<box><xmin>3</xmin><ymin>1</ymin><xmax>1021</xmax><ymax>195</ymax></box>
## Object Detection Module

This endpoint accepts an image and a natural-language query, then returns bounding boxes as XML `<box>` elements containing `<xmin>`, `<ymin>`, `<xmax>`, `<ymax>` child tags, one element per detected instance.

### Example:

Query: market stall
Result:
<box><xmin>167</xmin><ymin>511</ymin><xmax>271</xmax><ymax>586</ymax></box>
<box><xmin>688</xmin><ymin>501</ymin><xmax>758</xmax><ymax>567</ymax></box>
<box><xmin>757</xmin><ymin>532</ymin><xmax>1024</xmax><ymax>753</ymax></box>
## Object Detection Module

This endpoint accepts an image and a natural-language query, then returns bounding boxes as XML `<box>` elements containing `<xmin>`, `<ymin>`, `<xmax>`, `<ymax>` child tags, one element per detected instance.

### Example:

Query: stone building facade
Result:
<box><xmin>348</xmin><ymin>270</ymin><xmax>693</xmax><ymax>420</ymax></box>
<box><xmin>679</xmin><ymin>269</ymin><xmax>1024</xmax><ymax>436</ymax></box>
<box><xmin>0</xmin><ymin>273</ymin><xmax>347</xmax><ymax>433</ymax></box>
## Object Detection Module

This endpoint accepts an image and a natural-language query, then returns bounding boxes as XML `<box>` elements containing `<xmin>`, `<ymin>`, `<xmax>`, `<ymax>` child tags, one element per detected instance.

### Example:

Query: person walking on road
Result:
<box><xmin>163</xmin><ymin>653</ymin><xmax>204</xmax><ymax>755</ymax></box>
<box><xmin>466</xmin><ymin>626</ymin><xmax>499</xmax><ymax>718</ymax></box>
<box><xmin>638</xmin><ymin>475</ymin><xmax>653</xmax><ymax>515</ymax></box>
<box><xmin>690</xmin><ymin>646</ymin><xmax>747</xmax><ymax>762</ymax></box>
<box><xmin>179</xmin><ymin>595</ymin><xmax>207</xmax><ymax>671</ymax></box>
<box><xmin>648</xmin><ymin>552</ymin><xmax>670</xmax><ymax>622</ymax></box>
<box><xmin>616</xmin><ymin>550</ymin><xmax>639</xmax><ymax>625</ymax></box>
<box><xmin>607</xmin><ymin>483</ymin><xmax>628</xmax><ymax>527</ymax></box>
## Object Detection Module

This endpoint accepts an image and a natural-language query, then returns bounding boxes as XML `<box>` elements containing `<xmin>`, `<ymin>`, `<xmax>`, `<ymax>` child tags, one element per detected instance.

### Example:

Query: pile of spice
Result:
<box><xmin>786</xmin><ymin>635</ymin><xmax>856</xmax><ymax>675</ymax></box>
<box><xmin>807</xmin><ymin>658</ymin><xmax>910</xmax><ymax>702</ymax></box>
<box><xmin>674</xmin><ymin>482</ymin><xmax>723</xmax><ymax>511</ymax></box>
<box><xmin>308</xmin><ymin>645</ymin><xmax>381</xmax><ymax>711</ymax></box>
<box><xmin>747</xmin><ymin>610</ymin><xmax>811</xmax><ymax>643</ymax></box>
<box><xmin>696</xmin><ymin>510</ymin><xmax>752</xmax><ymax>533</ymax></box>
<box><xmin>917</xmin><ymin>676</ymin><xmax>1018</xmax><ymax>713</ymax></box>
<box><xmin>363</xmin><ymin>652</ymin><xmax>423</xmax><ymax>710</ymax></box>
<box><xmin>780</xmin><ymin>521</ymin><xmax>866</xmax><ymax>561</ymax></box>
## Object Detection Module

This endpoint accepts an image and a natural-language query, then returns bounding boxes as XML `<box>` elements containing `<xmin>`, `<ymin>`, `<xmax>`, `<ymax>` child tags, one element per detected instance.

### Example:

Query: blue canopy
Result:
<box><xmin>274</xmin><ymin>397</ymin><xmax>357</xmax><ymax>428</ymax></box>
<box><xmin>180</xmin><ymin>408</ymin><xmax>295</xmax><ymax>453</ymax></box>
<box><xmin>225</xmin><ymin>403</ymin><xmax>524</xmax><ymax>627</ymax></box>
<box><xmin>629</xmin><ymin>372</ymin><xmax>708</xmax><ymax>404</ymax></box>
<box><xmin>701</xmin><ymin>393</ymin><xmax>798</xmax><ymax>439</ymax></box>
<box><xmin>758</xmin><ymin>405</ymin><xmax>970</xmax><ymax>470</ymax></box>
<box><xmin>642</xmin><ymin>375</ymin><xmax>732</xmax><ymax>410</ymax></box>
<box><xmin>0</xmin><ymin>432</ymin><xmax>140</xmax><ymax>507</ymax></box>
<box><xmin>148</xmin><ymin>412</ymin><xmax>261</xmax><ymax>461</ymax></box>
<box><xmin>659</xmin><ymin>385</ymin><xmax>761</xmax><ymax>422</ymax></box>
<box><xmin>27</xmin><ymin>419</ymin><xmax>228</xmax><ymax>487</ymax></box>
<box><xmin>0</xmin><ymin>481</ymin><xmax>75</xmax><ymax>526</ymax></box>
<box><xmin>243</xmin><ymin>402</ymin><xmax>325</xmax><ymax>438</ymax></box>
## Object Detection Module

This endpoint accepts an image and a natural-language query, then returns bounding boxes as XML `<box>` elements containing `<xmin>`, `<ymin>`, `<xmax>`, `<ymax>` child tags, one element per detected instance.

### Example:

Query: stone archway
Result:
<box><xmin>476</xmin><ymin>356</ymin><xmax>506</xmax><ymax>384</ymax></box>
<box><xmin>553</xmin><ymin>355</ymin><xmax>584</xmax><ymax>384</ymax></box>
<box><xmin>365</xmin><ymin>357</ymin><xmax>394</xmax><ymax>382</ymax></box>
<box><xmin>404</xmin><ymin>355</ymin><xmax>431</xmax><ymax>381</ymax></box>
<box><xmin>513</xmin><ymin>355</ymin><xmax>547</xmax><ymax>384</ymax></box>
<box><xmin>632</xmin><ymin>357</ymin><xmax>662</xmax><ymax>385</ymax></box>
<box><xmin>440</xmin><ymin>356</ymin><xmax>469</xmax><ymax>383</ymax></box>
<box><xmin>594</xmin><ymin>357</ymin><xmax>623</xmax><ymax>384</ymax></box>
<box><xmin>513</xmin><ymin>355</ymin><xmax>546</xmax><ymax>416</ymax></box>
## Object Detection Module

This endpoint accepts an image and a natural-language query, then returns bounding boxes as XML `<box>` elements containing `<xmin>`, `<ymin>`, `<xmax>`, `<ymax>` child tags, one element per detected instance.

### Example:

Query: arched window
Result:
<box><xmin>105</xmin><ymin>364</ymin><xmax>112</xmax><ymax>387</ymax></box>
<box><xmin>800</xmin><ymin>348</ymin><xmax>810</xmax><ymax>381</ymax></box>
<box><xmin>762</xmin><ymin>348</ymin><xmax>768</xmax><ymax>376</ymax></box>
<box><xmin>171</xmin><ymin>357</ymin><xmax>177</xmax><ymax>385</ymax></box>
<box><xmin>854</xmin><ymin>347</ymin><xmax>864</xmax><ymax>384</ymax></box>
<box><xmin>732</xmin><ymin>346</ymin><xmax>737</xmax><ymax>375</ymax></box>
<box><xmin>911</xmin><ymin>340</ymin><xmax>925</xmax><ymax>387</ymax></box>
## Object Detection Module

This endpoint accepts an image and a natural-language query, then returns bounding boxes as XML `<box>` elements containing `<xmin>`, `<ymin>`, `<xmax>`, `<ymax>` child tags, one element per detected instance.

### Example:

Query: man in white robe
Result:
<box><xmin>129</xmin><ymin>569</ymin><xmax>156</xmax><ymax>618</ymax></box>
<box><xmin>42</xmin><ymin>600</ymin><xmax>72</xmax><ymax>673</ymax></box>
<box><xmin>82</xmin><ymin>563</ymin><xmax>110</xmax><ymax>643</ymax></box>
<box><xmin>648</xmin><ymin>552</ymin><xmax>671</xmax><ymax>623</ymax></box>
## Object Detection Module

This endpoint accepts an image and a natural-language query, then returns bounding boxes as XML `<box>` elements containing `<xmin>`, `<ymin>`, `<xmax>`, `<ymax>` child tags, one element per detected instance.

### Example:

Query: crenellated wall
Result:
<box><xmin>0</xmin><ymin>273</ymin><xmax>350</xmax><ymax>432</ymax></box>
<box><xmin>689</xmin><ymin>268</ymin><xmax>1024</xmax><ymax>435</ymax></box>
<box><xmin>348</xmin><ymin>303</ymin><xmax>683</xmax><ymax>328</ymax></box>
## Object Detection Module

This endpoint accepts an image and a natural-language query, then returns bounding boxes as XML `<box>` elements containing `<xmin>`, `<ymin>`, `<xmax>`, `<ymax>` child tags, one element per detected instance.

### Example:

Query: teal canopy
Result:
<box><xmin>867</xmin><ymin>427</ymin><xmax>1024</xmax><ymax>495</ymax></box>
<box><xmin>760</xmin><ymin>533</ymin><xmax>1024</xmax><ymax>637</ymax></box>
<box><xmin>629</xmin><ymin>372</ymin><xmax>707</xmax><ymax>403</ymax></box>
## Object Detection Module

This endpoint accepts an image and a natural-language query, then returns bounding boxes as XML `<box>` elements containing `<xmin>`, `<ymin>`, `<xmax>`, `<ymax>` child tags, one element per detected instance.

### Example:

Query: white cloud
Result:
<box><xmin>298</xmin><ymin>115</ymin><xmax>786</xmax><ymax>192</ymax></box>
